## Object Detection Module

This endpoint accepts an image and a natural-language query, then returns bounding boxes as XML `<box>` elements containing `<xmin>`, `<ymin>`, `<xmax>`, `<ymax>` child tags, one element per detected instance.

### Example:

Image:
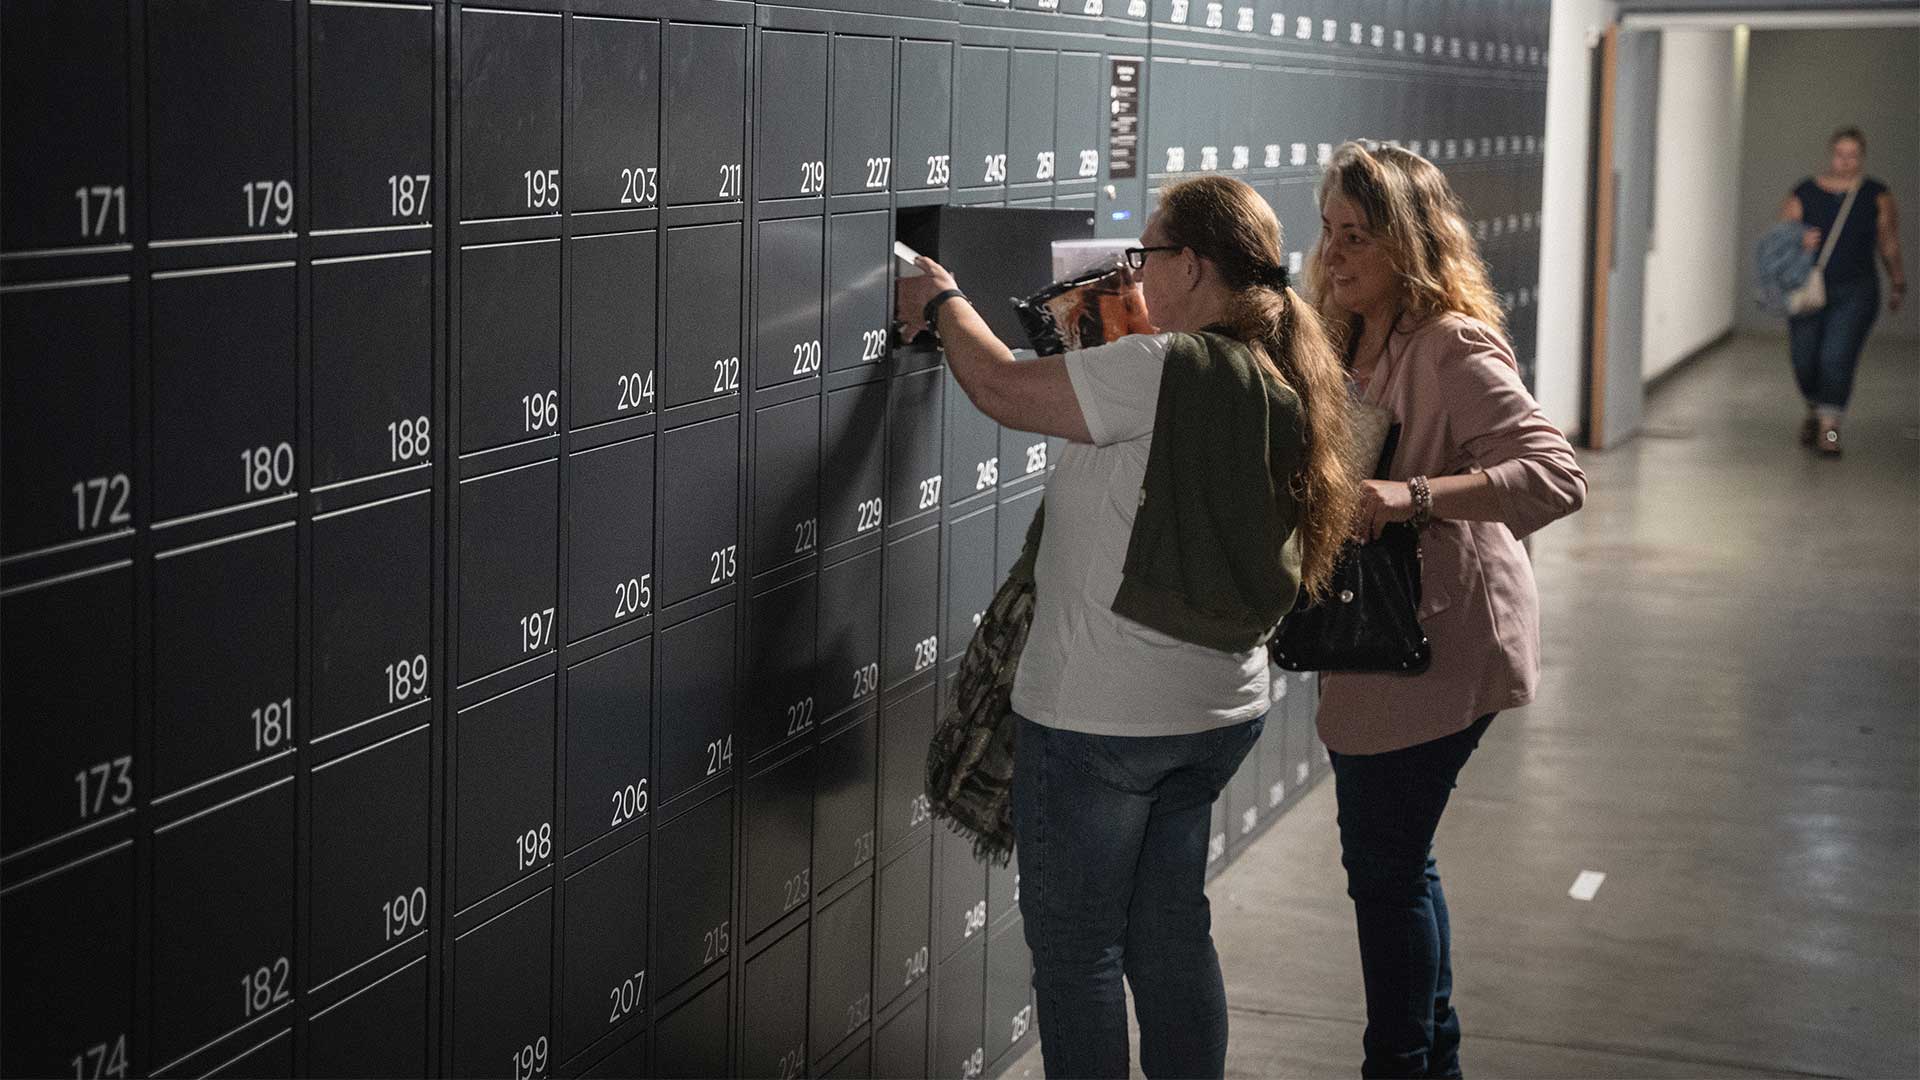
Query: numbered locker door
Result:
<box><xmin>151</xmin><ymin>778</ymin><xmax>296</xmax><ymax>1067</ymax></box>
<box><xmin>311</xmin><ymin>487</ymin><xmax>432</xmax><ymax>741</ymax></box>
<box><xmin>753</xmin><ymin>216</ymin><xmax>826</xmax><ymax>391</ymax></box>
<box><xmin>652</xmin><ymin>791</ymin><xmax>735</xmax><ymax>993</ymax></box>
<box><xmin>1053</xmin><ymin>51</ymin><xmax>1102</xmax><ymax>193</ymax></box>
<box><xmin>813</xmin><ymin>713</ymin><xmax>877</xmax><ymax>889</ymax></box>
<box><xmin>826</xmin><ymin>212</ymin><xmax>891</xmax><ymax>372</ymax></box>
<box><xmin>311</xmin><ymin>0</ymin><xmax>433</xmax><ymax>230</ymax></box>
<box><xmin>567</xmin><ymin>435</ymin><xmax>655</xmax><ymax>641</ymax></box>
<box><xmin>812</xmin><ymin>879</ymin><xmax>875</xmax><ymax>1064</ymax></box>
<box><xmin>452</xmin><ymin>676</ymin><xmax>556</xmax><ymax>912</ymax></box>
<box><xmin>150</xmin><ymin>263</ymin><xmax>296</xmax><ymax>523</ymax></box>
<box><xmin>0</xmin><ymin>842</ymin><xmax>134</xmax><ymax>1078</ymax></box>
<box><xmin>153</xmin><ymin>523</ymin><xmax>296</xmax><ymax>797</ymax></box>
<box><xmin>757</xmin><ymin>31</ymin><xmax>828</xmax><ymax>201</ymax></box>
<box><xmin>1</xmin><ymin>2</ymin><xmax>130</xmax><ymax>252</ymax></box>
<box><xmin>1013</xmin><ymin>48</ymin><xmax>1059</xmax><ymax>191</ymax></box>
<box><xmin>953</xmin><ymin>46</ymin><xmax>1010</xmax><ymax>193</ymax></box>
<box><xmin>656</xmin><ymin>601</ymin><xmax>739</xmax><ymax>807</ymax></box>
<box><xmin>820</xmin><ymin>378</ymin><xmax>887</xmax><ymax>547</ymax></box>
<box><xmin>943</xmin><ymin>504</ymin><xmax>996</xmax><ymax>666</ymax></box>
<box><xmin>934</xmin><ymin>936</ymin><xmax>987</xmax><ymax>1080</ymax></box>
<box><xmin>817</xmin><ymin>548</ymin><xmax>882</xmax><ymax>719</ymax></box>
<box><xmin>0</xmin><ymin>279</ymin><xmax>132</xmax><ymax>559</ymax></box>
<box><xmin>743</xmin><ymin>927</ymin><xmax>811</xmax><ymax>1078</ymax></box>
<box><xmin>887</xmin><ymin>367</ymin><xmax>943</xmax><ymax>526</ymax></box>
<box><xmin>310</xmin><ymin>725</ymin><xmax>432</xmax><ymax>991</ymax></box>
<box><xmin>658</xmin><ymin>414</ymin><xmax>740</xmax><ymax>607</ymax></box>
<box><xmin>456</xmin><ymin>459</ymin><xmax>559</xmax><ymax>684</ymax></box>
<box><xmin>986</xmin><ymin>918</ymin><xmax>1035</xmax><ymax>1066</ymax></box>
<box><xmin>873</xmin><ymin>991</ymin><xmax>928</xmax><ymax>1079</ymax></box>
<box><xmin>1146</xmin><ymin>56</ymin><xmax>1187</xmax><ymax>180</ymax></box>
<box><xmin>752</xmin><ymin>396</ymin><xmax>821</xmax><ymax>575</ymax></box>
<box><xmin>895</xmin><ymin>40</ymin><xmax>953</xmax><ymax>192</ymax></box>
<box><xmin>148</xmin><ymin>0</ymin><xmax>294</xmax><ymax>239</ymax></box>
<box><xmin>560</xmin><ymin>835</ymin><xmax>650</xmax><ymax>1059</ymax></box>
<box><xmin>460</xmin><ymin>238</ymin><xmax>562</xmax><ymax>453</ymax></box>
<box><xmin>312</xmin><ymin>250</ymin><xmax>432</xmax><ymax>490</ymax></box>
<box><xmin>309</xmin><ymin>958</ymin><xmax>430</xmax><ymax>1078</ymax></box>
<box><xmin>875</xmin><ymin>840</ymin><xmax>932</xmax><ymax>1012</ymax></box>
<box><xmin>565</xmin><ymin>636</ymin><xmax>653</xmax><ymax>855</ymax></box>
<box><xmin>744</xmin><ymin>748</ymin><xmax>815</xmax><ymax>939</ymax></box>
<box><xmin>569</xmin><ymin>15</ymin><xmax>661</xmax><ymax>212</ymax></box>
<box><xmin>883</xmin><ymin>526</ymin><xmax>940</xmax><ymax>689</ymax></box>
<box><xmin>832</xmin><ymin>36</ymin><xmax>895</xmax><ymax>196</ymax></box>
<box><xmin>877</xmin><ymin>682</ymin><xmax>937</xmax><ymax>854</ymax></box>
<box><xmin>655</xmin><ymin>974</ymin><xmax>729</xmax><ymax>1078</ymax></box>
<box><xmin>450</xmin><ymin>889</ymin><xmax>554</xmax><ymax>1079</ymax></box>
<box><xmin>662</xmin><ymin>223</ymin><xmax>744</xmax><ymax>410</ymax></box>
<box><xmin>663</xmin><ymin>22</ymin><xmax>747</xmax><ymax>206</ymax></box>
<box><xmin>944</xmin><ymin>367</ymin><xmax>999</xmax><ymax>504</ymax></box>
<box><xmin>569</xmin><ymin>229</ymin><xmax>658</xmax><ymax>428</ymax></box>
<box><xmin>936</xmin><ymin>815</ymin><xmax>989</xmax><ymax>964</ymax></box>
<box><xmin>745</xmin><ymin>574</ymin><xmax>819</xmax><ymax>761</ymax></box>
<box><xmin>0</xmin><ymin>561</ymin><xmax>133</xmax><ymax>858</ymax></box>
<box><xmin>459</xmin><ymin>7</ymin><xmax>563</xmax><ymax>219</ymax></box>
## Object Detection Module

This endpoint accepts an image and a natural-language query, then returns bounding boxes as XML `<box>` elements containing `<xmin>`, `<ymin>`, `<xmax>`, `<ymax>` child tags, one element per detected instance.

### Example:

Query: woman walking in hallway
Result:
<box><xmin>1309</xmin><ymin>142</ymin><xmax>1587</xmax><ymax>1079</ymax></box>
<box><xmin>1780</xmin><ymin>126</ymin><xmax>1906</xmax><ymax>455</ymax></box>
<box><xmin>897</xmin><ymin>176</ymin><xmax>1357</xmax><ymax>1079</ymax></box>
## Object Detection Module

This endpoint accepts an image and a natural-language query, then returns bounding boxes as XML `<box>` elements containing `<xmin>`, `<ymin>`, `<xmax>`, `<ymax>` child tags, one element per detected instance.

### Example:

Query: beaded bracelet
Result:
<box><xmin>1408</xmin><ymin>475</ymin><xmax>1433</xmax><ymax>528</ymax></box>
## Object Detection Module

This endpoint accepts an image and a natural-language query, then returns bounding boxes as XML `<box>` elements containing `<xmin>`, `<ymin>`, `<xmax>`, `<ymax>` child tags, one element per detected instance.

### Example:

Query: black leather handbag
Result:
<box><xmin>1269</xmin><ymin>425</ymin><xmax>1431</xmax><ymax>674</ymax></box>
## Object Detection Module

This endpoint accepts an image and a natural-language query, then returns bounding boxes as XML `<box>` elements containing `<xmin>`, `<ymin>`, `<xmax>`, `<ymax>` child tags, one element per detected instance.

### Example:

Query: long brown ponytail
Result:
<box><xmin>1155</xmin><ymin>176</ymin><xmax>1358</xmax><ymax>602</ymax></box>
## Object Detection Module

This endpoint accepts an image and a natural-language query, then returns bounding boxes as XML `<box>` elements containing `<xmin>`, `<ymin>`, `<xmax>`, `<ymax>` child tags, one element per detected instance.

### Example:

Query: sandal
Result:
<box><xmin>1816</xmin><ymin>419</ymin><xmax>1843</xmax><ymax>456</ymax></box>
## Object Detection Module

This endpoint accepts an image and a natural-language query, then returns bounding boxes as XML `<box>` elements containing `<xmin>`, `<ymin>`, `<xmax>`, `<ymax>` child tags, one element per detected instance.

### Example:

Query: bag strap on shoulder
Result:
<box><xmin>1815</xmin><ymin>183</ymin><xmax>1861</xmax><ymax>271</ymax></box>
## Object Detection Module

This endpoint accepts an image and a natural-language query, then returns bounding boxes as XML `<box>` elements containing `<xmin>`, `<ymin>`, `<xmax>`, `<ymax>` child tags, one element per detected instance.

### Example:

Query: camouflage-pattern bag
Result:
<box><xmin>925</xmin><ymin>504</ymin><xmax>1044</xmax><ymax>866</ymax></box>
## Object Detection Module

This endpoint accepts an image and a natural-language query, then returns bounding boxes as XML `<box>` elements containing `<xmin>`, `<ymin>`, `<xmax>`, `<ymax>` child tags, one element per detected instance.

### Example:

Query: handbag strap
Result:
<box><xmin>1372</xmin><ymin>423</ymin><xmax>1402</xmax><ymax>481</ymax></box>
<box><xmin>1814</xmin><ymin>182</ymin><xmax>1860</xmax><ymax>271</ymax></box>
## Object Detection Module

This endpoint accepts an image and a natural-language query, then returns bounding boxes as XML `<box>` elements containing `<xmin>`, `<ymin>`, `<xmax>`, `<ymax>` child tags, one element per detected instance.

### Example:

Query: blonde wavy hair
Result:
<box><xmin>1306</xmin><ymin>141</ymin><xmax>1506</xmax><ymax>353</ymax></box>
<box><xmin>1154</xmin><ymin>176</ymin><xmax>1358</xmax><ymax>602</ymax></box>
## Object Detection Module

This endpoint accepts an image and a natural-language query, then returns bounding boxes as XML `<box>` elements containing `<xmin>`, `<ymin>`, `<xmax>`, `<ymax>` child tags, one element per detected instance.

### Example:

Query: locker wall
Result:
<box><xmin>0</xmin><ymin>1</ymin><xmax>1548</xmax><ymax>1076</ymax></box>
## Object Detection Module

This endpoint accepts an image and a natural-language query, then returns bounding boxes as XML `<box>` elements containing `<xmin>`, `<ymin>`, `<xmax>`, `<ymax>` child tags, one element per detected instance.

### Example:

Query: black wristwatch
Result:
<box><xmin>923</xmin><ymin>288</ymin><xmax>968</xmax><ymax>330</ymax></box>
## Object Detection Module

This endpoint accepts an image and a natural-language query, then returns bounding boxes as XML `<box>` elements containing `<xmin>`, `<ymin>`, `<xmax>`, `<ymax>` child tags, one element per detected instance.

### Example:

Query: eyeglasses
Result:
<box><xmin>1123</xmin><ymin>245</ymin><xmax>1183</xmax><ymax>270</ymax></box>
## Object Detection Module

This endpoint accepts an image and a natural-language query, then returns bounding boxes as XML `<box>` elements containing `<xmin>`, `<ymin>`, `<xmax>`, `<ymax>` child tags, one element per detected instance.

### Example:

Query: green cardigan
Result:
<box><xmin>1109</xmin><ymin>329</ymin><xmax>1306</xmax><ymax>652</ymax></box>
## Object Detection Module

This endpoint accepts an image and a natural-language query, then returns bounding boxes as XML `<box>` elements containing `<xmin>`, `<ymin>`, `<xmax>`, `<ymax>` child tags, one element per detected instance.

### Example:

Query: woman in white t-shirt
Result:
<box><xmin>898</xmin><ymin>176</ymin><xmax>1357</xmax><ymax>1080</ymax></box>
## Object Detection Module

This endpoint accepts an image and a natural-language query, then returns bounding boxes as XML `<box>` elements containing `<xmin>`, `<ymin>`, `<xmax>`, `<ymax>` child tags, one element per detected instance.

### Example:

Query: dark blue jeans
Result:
<box><xmin>1329</xmin><ymin>714</ymin><xmax>1494</xmax><ymax>1080</ymax></box>
<box><xmin>1789</xmin><ymin>275</ymin><xmax>1879</xmax><ymax>413</ymax></box>
<box><xmin>1012</xmin><ymin>713</ymin><xmax>1265</xmax><ymax>1080</ymax></box>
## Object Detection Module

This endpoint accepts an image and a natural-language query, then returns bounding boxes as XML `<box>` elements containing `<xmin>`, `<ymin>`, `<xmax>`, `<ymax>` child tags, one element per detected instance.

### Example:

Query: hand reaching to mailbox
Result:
<box><xmin>895</xmin><ymin>256</ymin><xmax>962</xmax><ymax>339</ymax></box>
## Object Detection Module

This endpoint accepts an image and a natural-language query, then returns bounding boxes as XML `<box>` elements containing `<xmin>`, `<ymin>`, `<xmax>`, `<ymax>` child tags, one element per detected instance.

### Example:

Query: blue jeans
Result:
<box><xmin>1329</xmin><ymin>715</ymin><xmax>1494</xmax><ymax>1080</ymax></box>
<box><xmin>1789</xmin><ymin>275</ymin><xmax>1879</xmax><ymax>414</ymax></box>
<box><xmin>1012</xmin><ymin>713</ymin><xmax>1265</xmax><ymax>1080</ymax></box>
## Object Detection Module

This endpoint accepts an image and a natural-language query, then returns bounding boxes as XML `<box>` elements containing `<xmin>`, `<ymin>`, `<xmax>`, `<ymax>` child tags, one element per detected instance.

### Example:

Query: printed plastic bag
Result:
<box><xmin>1012</xmin><ymin>259</ymin><xmax>1153</xmax><ymax>356</ymax></box>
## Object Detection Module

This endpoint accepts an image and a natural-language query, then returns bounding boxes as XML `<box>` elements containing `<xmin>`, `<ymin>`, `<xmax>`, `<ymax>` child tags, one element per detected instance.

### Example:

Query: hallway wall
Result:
<box><xmin>1736</xmin><ymin>27</ymin><xmax>1920</xmax><ymax>340</ymax></box>
<box><xmin>1641</xmin><ymin>28</ymin><xmax>1746</xmax><ymax>381</ymax></box>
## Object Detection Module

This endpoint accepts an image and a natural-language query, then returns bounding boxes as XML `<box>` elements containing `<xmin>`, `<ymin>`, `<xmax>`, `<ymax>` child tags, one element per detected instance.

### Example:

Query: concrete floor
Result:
<box><xmin>1006</xmin><ymin>332</ymin><xmax>1920</xmax><ymax>1079</ymax></box>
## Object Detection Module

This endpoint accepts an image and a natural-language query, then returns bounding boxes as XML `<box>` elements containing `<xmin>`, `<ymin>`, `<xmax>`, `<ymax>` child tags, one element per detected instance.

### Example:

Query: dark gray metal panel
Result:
<box><xmin>663</xmin><ymin>22</ymin><xmax>748</xmax><ymax>207</ymax></box>
<box><xmin>758</xmin><ymin>31</ymin><xmax>830</xmax><ymax>201</ymax></box>
<box><xmin>310</xmin><ymin>726</ymin><xmax>432</xmax><ymax>989</ymax></box>
<box><xmin>452</xmin><ymin>676</ymin><xmax>556</xmax><ymax>911</ymax></box>
<box><xmin>559</xmin><ymin>835</ymin><xmax>649</xmax><ymax>1059</ymax></box>
<box><xmin>741</xmin><ymin>924</ymin><xmax>811</xmax><ymax>1077</ymax></box>
<box><xmin>0</xmin><ymin>282</ymin><xmax>133</xmax><ymax>556</ymax></box>
<box><xmin>566</xmin><ymin>436</ymin><xmax>655</xmax><ymax>641</ymax></box>
<box><xmin>458</xmin><ymin>9</ymin><xmax>563</xmax><ymax>220</ymax></box>
<box><xmin>449</xmin><ymin>888</ymin><xmax>554</xmax><ymax>1078</ymax></box>
<box><xmin>568</xmin><ymin>15</ymin><xmax>662</xmax><ymax>211</ymax></box>
<box><xmin>152</xmin><ymin>525</ymin><xmax>297</xmax><ymax>797</ymax></box>
<box><xmin>0</xmin><ymin>563</ymin><xmax>134</xmax><ymax>857</ymax></box>
<box><xmin>564</xmin><ymin>635</ymin><xmax>653</xmax><ymax>855</ymax></box>
<box><xmin>0</xmin><ymin>843</ymin><xmax>134</xmax><ymax>1078</ymax></box>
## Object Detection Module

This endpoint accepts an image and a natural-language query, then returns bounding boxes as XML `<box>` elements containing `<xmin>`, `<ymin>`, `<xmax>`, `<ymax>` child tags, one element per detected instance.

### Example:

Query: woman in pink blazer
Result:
<box><xmin>1306</xmin><ymin>142</ymin><xmax>1587</xmax><ymax>1078</ymax></box>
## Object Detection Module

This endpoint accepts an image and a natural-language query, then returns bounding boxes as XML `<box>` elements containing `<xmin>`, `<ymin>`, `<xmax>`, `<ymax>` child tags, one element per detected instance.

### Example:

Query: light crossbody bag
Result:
<box><xmin>1787</xmin><ymin>182</ymin><xmax>1860</xmax><ymax>316</ymax></box>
